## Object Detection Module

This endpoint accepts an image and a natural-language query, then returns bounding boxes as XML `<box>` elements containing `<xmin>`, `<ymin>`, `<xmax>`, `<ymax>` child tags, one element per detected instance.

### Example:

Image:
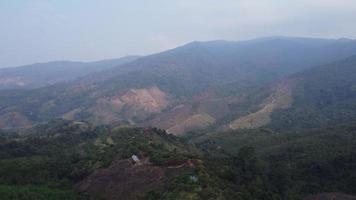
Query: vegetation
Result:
<box><xmin>0</xmin><ymin>119</ymin><xmax>355</xmax><ymax>199</ymax></box>
<box><xmin>0</xmin><ymin>185</ymin><xmax>82</xmax><ymax>200</ymax></box>
<box><xmin>2</xmin><ymin>42</ymin><xmax>356</xmax><ymax>199</ymax></box>
<box><xmin>193</xmin><ymin>123</ymin><xmax>356</xmax><ymax>199</ymax></box>
<box><xmin>269</xmin><ymin>56</ymin><xmax>356</xmax><ymax>131</ymax></box>
<box><xmin>2</xmin><ymin>38</ymin><xmax>356</xmax><ymax>132</ymax></box>
<box><xmin>0</xmin><ymin>120</ymin><xmax>204</xmax><ymax>199</ymax></box>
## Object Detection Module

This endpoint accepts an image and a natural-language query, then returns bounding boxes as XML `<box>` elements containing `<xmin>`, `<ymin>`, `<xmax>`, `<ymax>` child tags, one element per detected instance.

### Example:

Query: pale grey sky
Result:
<box><xmin>1</xmin><ymin>0</ymin><xmax>356</xmax><ymax>67</ymax></box>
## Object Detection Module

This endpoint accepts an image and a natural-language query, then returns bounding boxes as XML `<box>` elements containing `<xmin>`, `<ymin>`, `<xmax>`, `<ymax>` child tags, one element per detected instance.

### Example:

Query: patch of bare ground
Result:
<box><xmin>145</xmin><ymin>92</ymin><xmax>229</xmax><ymax>135</ymax></box>
<box><xmin>77</xmin><ymin>158</ymin><xmax>196</xmax><ymax>200</ymax></box>
<box><xmin>230</xmin><ymin>80</ymin><xmax>294</xmax><ymax>129</ymax></box>
<box><xmin>89</xmin><ymin>86</ymin><xmax>170</xmax><ymax>124</ymax></box>
<box><xmin>77</xmin><ymin>159</ymin><xmax>166</xmax><ymax>200</ymax></box>
<box><xmin>167</xmin><ymin>113</ymin><xmax>215</xmax><ymax>135</ymax></box>
<box><xmin>62</xmin><ymin>108</ymin><xmax>82</xmax><ymax>120</ymax></box>
<box><xmin>145</xmin><ymin>104</ymin><xmax>193</xmax><ymax>130</ymax></box>
<box><xmin>121</xmin><ymin>86</ymin><xmax>169</xmax><ymax>114</ymax></box>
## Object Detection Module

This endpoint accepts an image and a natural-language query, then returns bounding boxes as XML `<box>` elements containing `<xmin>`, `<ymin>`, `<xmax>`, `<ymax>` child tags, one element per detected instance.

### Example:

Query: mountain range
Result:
<box><xmin>1</xmin><ymin>36</ymin><xmax>356</xmax><ymax>135</ymax></box>
<box><xmin>0</xmin><ymin>56</ymin><xmax>140</xmax><ymax>90</ymax></box>
<box><xmin>2</xmin><ymin>36</ymin><xmax>356</xmax><ymax>200</ymax></box>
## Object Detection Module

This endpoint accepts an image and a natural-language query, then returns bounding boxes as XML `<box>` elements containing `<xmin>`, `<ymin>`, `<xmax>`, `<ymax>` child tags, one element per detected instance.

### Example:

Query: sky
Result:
<box><xmin>0</xmin><ymin>0</ymin><xmax>356</xmax><ymax>68</ymax></box>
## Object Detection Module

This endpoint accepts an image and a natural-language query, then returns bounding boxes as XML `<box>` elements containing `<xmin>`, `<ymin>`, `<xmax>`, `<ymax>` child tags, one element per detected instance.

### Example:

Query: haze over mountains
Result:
<box><xmin>0</xmin><ymin>56</ymin><xmax>140</xmax><ymax>90</ymax></box>
<box><xmin>1</xmin><ymin>36</ymin><xmax>356</xmax><ymax>134</ymax></box>
<box><xmin>2</xmin><ymin>0</ymin><xmax>356</xmax><ymax>198</ymax></box>
<box><xmin>2</xmin><ymin>36</ymin><xmax>356</xmax><ymax>200</ymax></box>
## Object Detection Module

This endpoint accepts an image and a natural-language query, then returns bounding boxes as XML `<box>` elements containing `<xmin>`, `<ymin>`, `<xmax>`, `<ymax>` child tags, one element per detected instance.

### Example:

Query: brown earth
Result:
<box><xmin>145</xmin><ymin>94</ymin><xmax>230</xmax><ymax>135</ymax></box>
<box><xmin>230</xmin><ymin>81</ymin><xmax>294</xmax><ymax>129</ymax></box>
<box><xmin>77</xmin><ymin>159</ymin><xmax>167</xmax><ymax>200</ymax></box>
<box><xmin>77</xmin><ymin>158</ymin><xmax>195</xmax><ymax>200</ymax></box>
<box><xmin>85</xmin><ymin>86</ymin><xmax>170</xmax><ymax>125</ymax></box>
<box><xmin>166</xmin><ymin>113</ymin><xmax>215</xmax><ymax>135</ymax></box>
<box><xmin>120</xmin><ymin>86</ymin><xmax>169</xmax><ymax>114</ymax></box>
<box><xmin>146</xmin><ymin>104</ymin><xmax>194</xmax><ymax>130</ymax></box>
<box><xmin>62</xmin><ymin>108</ymin><xmax>83</xmax><ymax>120</ymax></box>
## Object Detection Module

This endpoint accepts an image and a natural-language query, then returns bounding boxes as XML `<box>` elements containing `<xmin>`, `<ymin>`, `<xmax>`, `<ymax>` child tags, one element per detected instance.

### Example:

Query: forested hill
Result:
<box><xmin>0</xmin><ymin>120</ymin><xmax>356</xmax><ymax>199</ymax></box>
<box><xmin>268</xmin><ymin>55</ymin><xmax>356</xmax><ymax>130</ymax></box>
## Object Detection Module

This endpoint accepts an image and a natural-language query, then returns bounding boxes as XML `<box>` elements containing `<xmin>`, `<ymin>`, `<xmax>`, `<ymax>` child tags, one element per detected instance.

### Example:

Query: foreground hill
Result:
<box><xmin>0</xmin><ymin>120</ymin><xmax>204</xmax><ymax>199</ymax></box>
<box><xmin>1</xmin><ymin>37</ymin><xmax>356</xmax><ymax>133</ymax></box>
<box><xmin>0</xmin><ymin>120</ymin><xmax>248</xmax><ymax>199</ymax></box>
<box><xmin>0</xmin><ymin>56</ymin><xmax>139</xmax><ymax>90</ymax></box>
<box><xmin>1</xmin><ymin>120</ymin><xmax>356</xmax><ymax>199</ymax></box>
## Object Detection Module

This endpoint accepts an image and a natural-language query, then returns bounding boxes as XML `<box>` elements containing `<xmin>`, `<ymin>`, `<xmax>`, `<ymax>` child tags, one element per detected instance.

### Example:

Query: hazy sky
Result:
<box><xmin>1</xmin><ymin>0</ymin><xmax>356</xmax><ymax>67</ymax></box>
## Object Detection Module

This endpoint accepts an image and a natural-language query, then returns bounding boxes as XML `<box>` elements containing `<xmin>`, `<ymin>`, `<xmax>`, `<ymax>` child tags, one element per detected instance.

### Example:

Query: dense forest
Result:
<box><xmin>0</xmin><ymin>119</ymin><xmax>355</xmax><ymax>199</ymax></box>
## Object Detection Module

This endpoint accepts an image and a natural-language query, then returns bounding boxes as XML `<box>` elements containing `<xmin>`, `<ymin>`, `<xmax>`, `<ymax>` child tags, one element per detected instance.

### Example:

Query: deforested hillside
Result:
<box><xmin>2</xmin><ymin>37</ymin><xmax>356</xmax><ymax>133</ymax></box>
<box><xmin>224</xmin><ymin>55</ymin><xmax>356</xmax><ymax>132</ymax></box>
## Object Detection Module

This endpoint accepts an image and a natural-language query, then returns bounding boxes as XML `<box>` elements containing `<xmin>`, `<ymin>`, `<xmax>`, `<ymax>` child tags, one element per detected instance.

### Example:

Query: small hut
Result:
<box><xmin>131</xmin><ymin>155</ymin><xmax>140</xmax><ymax>163</ymax></box>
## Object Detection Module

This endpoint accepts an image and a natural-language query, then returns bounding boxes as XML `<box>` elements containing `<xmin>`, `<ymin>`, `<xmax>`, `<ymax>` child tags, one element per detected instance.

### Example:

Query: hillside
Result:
<box><xmin>0</xmin><ymin>56</ymin><xmax>139</xmax><ymax>90</ymax></box>
<box><xmin>268</xmin><ymin>55</ymin><xmax>356</xmax><ymax>130</ymax></box>
<box><xmin>89</xmin><ymin>37</ymin><xmax>356</xmax><ymax>96</ymax></box>
<box><xmin>193</xmin><ymin>122</ymin><xmax>356</xmax><ymax>199</ymax></box>
<box><xmin>0</xmin><ymin>120</ymin><xmax>243</xmax><ymax>200</ymax></box>
<box><xmin>2</xmin><ymin>0</ymin><xmax>356</xmax><ymax>199</ymax></box>
<box><xmin>222</xmin><ymin>54</ymin><xmax>356</xmax><ymax>132</ymax></box>
<box><xmin>1</xmin><ymin>120</ymin><xmax>356</xmax><ymax>199</ymax></box>
<box><xmin>1</xmin><ymin>37</ymin><xmax>356</xmax><ymax>133</ymax></box>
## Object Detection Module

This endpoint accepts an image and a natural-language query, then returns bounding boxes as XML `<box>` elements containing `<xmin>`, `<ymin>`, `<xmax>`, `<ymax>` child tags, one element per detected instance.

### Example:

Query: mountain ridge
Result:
<box><xmin>0</xmin><ymin>56</ymin><xmax>140</xmax><ymax>90</ymax></box>
<box><xmin>1</xmin><ymin>37</ymin><xmax>356</xmax><ymax>134</ymax></box>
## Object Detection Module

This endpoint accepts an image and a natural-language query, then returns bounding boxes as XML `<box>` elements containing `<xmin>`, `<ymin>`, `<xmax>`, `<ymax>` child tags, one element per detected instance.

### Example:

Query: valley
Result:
<box><xmin>1</xmin><ymin>37</ymin><xmax>356</xmax><ymax>200</ymax></box>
